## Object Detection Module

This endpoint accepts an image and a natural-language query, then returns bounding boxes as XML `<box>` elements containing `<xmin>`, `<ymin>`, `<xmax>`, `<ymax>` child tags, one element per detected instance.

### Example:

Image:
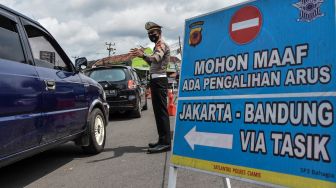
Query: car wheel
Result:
<box><xmin>143</xmin><ymin>98</ymin><xmax>148</xmax><ymax>111</ymax></box>
<box><xmin>82</xmin><ymin>108</ymin><xmax>106</xmax><ymax>154</ymax></box>
<box><xmin>133</xmin><ymin>98</ymin><xmax>142</xmax><ymax>118</ymax></box>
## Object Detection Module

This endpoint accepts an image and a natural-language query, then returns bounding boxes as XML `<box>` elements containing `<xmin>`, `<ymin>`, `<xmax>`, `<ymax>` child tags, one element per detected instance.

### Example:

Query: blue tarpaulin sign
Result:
<box><xmin>171</xmin><ymin>1</ymin><xmax>336</xmax><ymax>187</ymax></box>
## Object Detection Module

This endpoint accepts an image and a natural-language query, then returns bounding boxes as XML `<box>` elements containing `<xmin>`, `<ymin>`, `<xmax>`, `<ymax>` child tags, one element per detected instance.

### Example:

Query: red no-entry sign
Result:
<box><xmin>229</xmin><ymin>6</ymin><xmax>262</xmax><ymax>45</ymax></box>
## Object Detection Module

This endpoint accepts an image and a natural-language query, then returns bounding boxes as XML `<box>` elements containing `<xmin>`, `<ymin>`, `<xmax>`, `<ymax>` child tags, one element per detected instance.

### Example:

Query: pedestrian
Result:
<box><xmin>130</xmin><ymin>21</ymin><xmax>171</xmax><ymax>153</ymax></box>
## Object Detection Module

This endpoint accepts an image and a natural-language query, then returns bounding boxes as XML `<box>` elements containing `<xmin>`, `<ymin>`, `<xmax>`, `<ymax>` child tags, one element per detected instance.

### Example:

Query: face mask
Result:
<box><xmin>149</xmin><ymin>34</ymin><xmax>159</xmax><ymax>43</ymax></box>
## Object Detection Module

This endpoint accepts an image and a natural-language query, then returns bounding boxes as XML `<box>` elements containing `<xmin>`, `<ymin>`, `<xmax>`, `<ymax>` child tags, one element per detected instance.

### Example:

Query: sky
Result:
<box><xmin>1</xmin><ymin>0</ymin><xmax>249</xmax><ymax>61</ymax></box>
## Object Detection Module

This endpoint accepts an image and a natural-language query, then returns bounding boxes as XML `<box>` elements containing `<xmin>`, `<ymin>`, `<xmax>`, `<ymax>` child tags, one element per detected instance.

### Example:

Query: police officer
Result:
<box><xmin>130</xmin><ymin>21</ymin><xmax>171</xmax><ymax>153</ymax></box>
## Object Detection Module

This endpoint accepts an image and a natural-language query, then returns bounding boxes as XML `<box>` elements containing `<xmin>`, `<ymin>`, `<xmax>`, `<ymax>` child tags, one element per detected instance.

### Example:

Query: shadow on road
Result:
<box><xmin>108</xmin><ymin>112</ymin><xmax>139</xmax><ymax>122</ymax></box>
<box><xmin>88</xmin><ymin>146</ymin><xmax>148</xmax><ymax>163</ymax></box>
<box><xmin>0</xmin><ymin>143</ymin><xmax>87</xmax><ymax>188</ymax></box>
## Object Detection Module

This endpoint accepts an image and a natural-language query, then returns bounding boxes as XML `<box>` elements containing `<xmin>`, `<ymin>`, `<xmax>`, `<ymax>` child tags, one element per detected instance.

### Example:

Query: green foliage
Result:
<box><xmin>131</xmin><ymin>48</ymin><xmax>152</xmax><ymax>70</ymax></box>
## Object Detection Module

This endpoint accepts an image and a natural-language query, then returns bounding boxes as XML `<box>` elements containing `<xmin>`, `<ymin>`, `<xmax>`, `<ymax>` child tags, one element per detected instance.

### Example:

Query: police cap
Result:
<box><xmin>145</xmin><ymin>21</ymin><xmax>162</xmax><ymax>32</ymax></box>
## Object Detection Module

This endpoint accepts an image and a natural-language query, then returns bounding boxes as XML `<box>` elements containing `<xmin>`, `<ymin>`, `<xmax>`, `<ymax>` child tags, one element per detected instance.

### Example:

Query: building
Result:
<box><xmin>93</xmin><ymin>53</ymin><xmax>132</xmax><ymax>67</ymax></box>
<box><xmin>92</xmin><ymin>52</ymin><xmax>181</xmax><ymax>73</ymax></box>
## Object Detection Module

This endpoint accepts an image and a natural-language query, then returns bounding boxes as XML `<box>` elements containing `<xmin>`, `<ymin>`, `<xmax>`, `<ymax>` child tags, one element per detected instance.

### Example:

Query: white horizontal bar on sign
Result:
<box><xmin>232</xmin><ymin>18</ymin><xmax>259</xmax><ymax>31</ymax></box>
<box><xmin>178</xmin><ymin>92</ymin><xmax>336</xmax><ymax>101</ymax></box>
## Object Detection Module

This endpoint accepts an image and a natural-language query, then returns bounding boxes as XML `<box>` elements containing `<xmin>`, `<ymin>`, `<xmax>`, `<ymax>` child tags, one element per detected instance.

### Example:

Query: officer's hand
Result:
<box><xmin>129</xmin><ymin>48</ymin><xmax>144</xmax><ymax>58</ymax></box>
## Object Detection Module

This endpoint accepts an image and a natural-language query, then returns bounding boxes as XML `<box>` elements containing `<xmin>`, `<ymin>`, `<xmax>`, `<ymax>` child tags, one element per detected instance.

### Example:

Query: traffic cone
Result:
<box><xmin>146</xmin><ymin>88</ymin><xmax>151</xmax><ymax>99</ymax></box>
<box><xmin>168</xmin><ymin>89</ymin><xmax>176</xmax><ymax>116</ymax></box>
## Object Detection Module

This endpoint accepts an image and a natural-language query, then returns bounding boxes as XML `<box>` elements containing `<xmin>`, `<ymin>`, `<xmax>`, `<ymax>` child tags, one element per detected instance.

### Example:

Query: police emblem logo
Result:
<box><xmin>293</xmin><ymin>0</ymin><xmax>324</xmax><ymax>22</ymax></box>
<box><xmin>189</xmin><ymin>21</ymin><xmax>204</xmax><ymax>47</ymax></box>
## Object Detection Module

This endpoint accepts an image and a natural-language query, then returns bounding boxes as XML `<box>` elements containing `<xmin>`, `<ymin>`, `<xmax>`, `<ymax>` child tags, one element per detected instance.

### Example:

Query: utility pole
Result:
<box><xmin>178</xmin><ymin>36</ymin><xmax>182</xmax><ymax>55</ymax></box>
<box><xmin>105</xmin><ymin>42</ymin><xmax>116</xmax><ymax>57</ymax></box>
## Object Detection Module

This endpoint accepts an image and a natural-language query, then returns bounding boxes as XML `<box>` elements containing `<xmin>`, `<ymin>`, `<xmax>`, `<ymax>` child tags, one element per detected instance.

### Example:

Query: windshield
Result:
<box><xmin>88</xmin><ymin>68</ymin><xmax>126</xmax><ymax>82</ymax></box>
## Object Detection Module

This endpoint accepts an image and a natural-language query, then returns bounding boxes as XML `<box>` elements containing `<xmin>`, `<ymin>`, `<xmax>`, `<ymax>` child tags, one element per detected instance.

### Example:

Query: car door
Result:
<box><xmin>0</xmin><ymin>9</ymin><xmax>43</xmax><ymax>158</ymax></box>
<box><xmin>21</xmin><ymin>19</ymin><xmax>88</xmax><ymax>143</ymax></box>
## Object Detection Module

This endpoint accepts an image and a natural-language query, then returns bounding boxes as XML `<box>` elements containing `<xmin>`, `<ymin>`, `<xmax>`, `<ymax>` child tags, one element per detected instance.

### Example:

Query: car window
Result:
<box><xmin>131</xmin><ymin>70</ymin><xmax>141</xmax><ymax>84</ymax></box>
<box><xmin>130</xmin><ymin>70</ymin><xmax>136</xmax><ymax>80</ymax></box>
<box><xmin>134</xmin><ymin>71</ymin><xmax>141</xmax><ymax>81</ymax></box>
<box><xmin>132</xmin><ymin>70</ymin><xmax>138</xmax><ymax>81</ymax></box>
<box><xmin>89</xmin><ymin>69</ymin><xmax>126</xmax><ymax>82</ymax></box>
<box><xmin>0</xmin><ymin>14</ymin><xmax>25</xmax><ymax>63</ymax></box>
<box><xmin>23</xmin><ymin>25</ymin><xmax>71</xmax><ymax>72</ymax></box>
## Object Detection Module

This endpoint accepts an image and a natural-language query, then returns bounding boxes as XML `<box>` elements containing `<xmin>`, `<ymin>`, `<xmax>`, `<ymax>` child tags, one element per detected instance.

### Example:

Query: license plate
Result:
<box><xmin>106</xmin><ymin>90</ymin><xmax>117</xmax><ymax>96</ymax></box>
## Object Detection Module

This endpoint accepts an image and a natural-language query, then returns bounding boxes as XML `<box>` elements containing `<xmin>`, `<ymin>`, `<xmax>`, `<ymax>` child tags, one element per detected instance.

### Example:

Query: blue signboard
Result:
<box><xmin>171</xmin><ymin>1</ymin><xmax>336</xmax><ymax>187</ymax></box>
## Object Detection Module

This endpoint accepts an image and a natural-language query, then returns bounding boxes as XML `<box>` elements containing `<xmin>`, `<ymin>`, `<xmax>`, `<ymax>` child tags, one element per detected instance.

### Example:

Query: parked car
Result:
<box><xmin>85</xmin><ymin>65</ymin><xmax>147</xmax><ymax>118</ymax></box>
<box><xmin>0</xmin><ymin>4</ymin><xmax>109</xmax><ymax>168</ymax></box>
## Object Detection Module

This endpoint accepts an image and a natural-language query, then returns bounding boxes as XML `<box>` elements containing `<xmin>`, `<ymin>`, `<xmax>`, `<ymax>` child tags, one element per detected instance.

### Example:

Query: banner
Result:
<box><xmin>171</xmin><ymin>1</ymin><xmax>336</xmax><ymax>187</ymax></box>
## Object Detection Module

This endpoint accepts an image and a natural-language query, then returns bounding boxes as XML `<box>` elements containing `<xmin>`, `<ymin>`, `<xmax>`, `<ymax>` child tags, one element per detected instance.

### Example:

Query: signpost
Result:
<box><xmin>169</xmin><ymin>0</ymin><xmax>336</xmax><ymax>188</ymax></box>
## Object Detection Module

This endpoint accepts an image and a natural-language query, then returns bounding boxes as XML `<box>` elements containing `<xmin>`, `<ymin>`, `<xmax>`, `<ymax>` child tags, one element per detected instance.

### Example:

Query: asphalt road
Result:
<box><xmin>0</xmin><ymin>100</ymin><xmax>268</xmax><ymax>188</ymax></box>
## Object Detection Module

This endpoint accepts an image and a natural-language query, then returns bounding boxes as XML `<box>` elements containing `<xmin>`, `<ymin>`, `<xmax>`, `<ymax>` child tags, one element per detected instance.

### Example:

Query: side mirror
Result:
<box><xmin>75</xmin><ymin>57</ymin><xmax>88</xmax><ymax>71</ymax></box>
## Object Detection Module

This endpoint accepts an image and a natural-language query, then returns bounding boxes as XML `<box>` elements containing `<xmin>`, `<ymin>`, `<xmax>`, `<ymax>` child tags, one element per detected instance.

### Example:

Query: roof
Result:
<box><xmin>94</xmin><ymin>53</ymin><xmax>132</xmax><ymax>66</ymax></box>
<box><xmin>94</xmin><ymin>53</ymin><xmax>180</xmax><ymax>66</ymax></box>
<box><xmin>87</xmin><ymin>60</ymin><xmax>97</xmax><ymax>68</ymax></box>
<box><xmin>86</xmin><ymin>65</ymin><xmax>132</xmax><ymax>72</ymax></box>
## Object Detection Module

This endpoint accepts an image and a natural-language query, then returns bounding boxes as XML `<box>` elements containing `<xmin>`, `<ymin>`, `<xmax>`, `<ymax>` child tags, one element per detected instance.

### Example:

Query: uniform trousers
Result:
<box><xmin>150</xmin><ymin>77</ymin><xmax>171</xmax><ymax>145</ymax></box>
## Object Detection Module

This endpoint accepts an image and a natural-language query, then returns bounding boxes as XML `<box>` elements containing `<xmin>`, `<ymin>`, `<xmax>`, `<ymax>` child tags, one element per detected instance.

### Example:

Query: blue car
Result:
<box><xmin>0</xmin><ymin>4</ymin><xmax>109</xmax><ymax>167</ymax></box>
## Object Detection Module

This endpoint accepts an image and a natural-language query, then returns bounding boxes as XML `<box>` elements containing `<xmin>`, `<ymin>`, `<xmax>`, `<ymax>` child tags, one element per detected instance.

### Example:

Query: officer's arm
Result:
<box><xmin>143</xmin><ymin>44</ymin><xmax>166</xmax><ymax>64</ymax></box>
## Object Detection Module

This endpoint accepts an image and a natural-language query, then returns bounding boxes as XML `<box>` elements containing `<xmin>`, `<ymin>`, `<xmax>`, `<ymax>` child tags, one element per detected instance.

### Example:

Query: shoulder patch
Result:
<box><xmin>155</xmin><ymin>42</ymin><xmax>166</xmax><ymax>51</ymax></box>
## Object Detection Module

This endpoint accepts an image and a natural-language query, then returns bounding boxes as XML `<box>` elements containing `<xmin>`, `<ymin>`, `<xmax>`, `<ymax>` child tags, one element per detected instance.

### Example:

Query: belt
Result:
<box><xmin>151</xmin><ymin>73</ymin><xmax>167</xmax><ymax>79</ymax></box>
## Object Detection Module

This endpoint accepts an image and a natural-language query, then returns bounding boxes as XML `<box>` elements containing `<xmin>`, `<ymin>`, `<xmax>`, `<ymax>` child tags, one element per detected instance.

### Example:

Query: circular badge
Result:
<box><xmin>229</xmin><ymin>6</ymin><xmax>262</xmax><ymax>45</ymax></box>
